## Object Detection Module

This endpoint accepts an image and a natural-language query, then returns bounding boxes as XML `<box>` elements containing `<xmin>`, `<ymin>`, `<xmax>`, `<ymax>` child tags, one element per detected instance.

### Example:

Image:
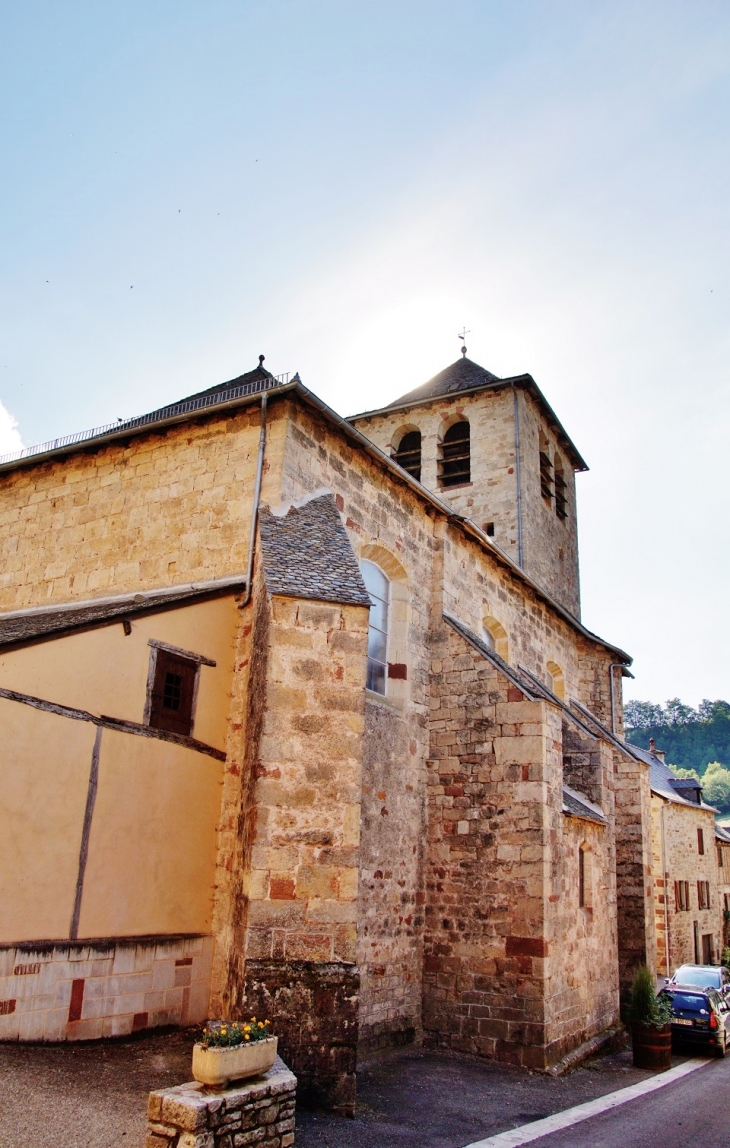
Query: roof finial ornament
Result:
<box><xmin>258</xmin><ymin>354</ymin><xmax>265</xmax><ymax>366</ymax></box>
<box><xmin>457</xmin><ymin>328</ymin><xmax>470</xmax><ymax>357</ymax></box>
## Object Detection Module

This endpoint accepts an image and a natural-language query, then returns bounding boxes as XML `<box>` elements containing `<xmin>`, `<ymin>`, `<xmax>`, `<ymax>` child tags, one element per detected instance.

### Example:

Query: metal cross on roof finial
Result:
<box><xmin>458</xmin><ymin>328</ymin><xmax>470</xmax><ymax>357</ymax></box>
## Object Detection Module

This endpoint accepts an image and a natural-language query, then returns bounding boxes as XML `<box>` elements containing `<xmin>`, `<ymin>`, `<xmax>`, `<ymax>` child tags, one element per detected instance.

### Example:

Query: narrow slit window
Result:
<box><xmin>393</xmin><ymin>430</ymin><xmax>422</xmax><ymax>481</ymax></box>
<box><xmin>149</xmin><ymin>650</ymin><xmax>198</xmax><ymax>736</ymax></box>
<box><xmin>438</xmin><ymin>421</ymin><xmax>470</xmax><ymax>488</ymax></box>
<box><xmin>554</xmin><ymin>454</ymin><xmax>567</xmax><ymax>520</ymax></box>
<box><xmin>578</xmin><ymin>847</ymin><xmax>585</xmax><ymax>907</ymax></box>
<box><xmin>361</xmin><ymin>560</ymin><xmax>389</xmax><ymax>696</ymax></box>
<box><xmin>698</xmin><ymin>827</ymin><xmax>705</xmax><ymax>855</ymax></box>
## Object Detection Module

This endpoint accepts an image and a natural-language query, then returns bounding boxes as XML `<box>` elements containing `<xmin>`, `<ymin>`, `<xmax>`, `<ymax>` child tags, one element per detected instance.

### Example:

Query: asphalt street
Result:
<box><xmin>520</xmin><ymin>1054</ymin><xmax>728</xmax><ymax>1148</ymax></box>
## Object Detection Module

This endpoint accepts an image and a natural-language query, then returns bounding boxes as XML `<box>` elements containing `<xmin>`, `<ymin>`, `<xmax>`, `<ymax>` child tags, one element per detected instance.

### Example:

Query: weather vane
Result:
<box><xmin>458</xmin><ymin>328</ymin><xmax>470</xmax><ymax>357</ymax></box>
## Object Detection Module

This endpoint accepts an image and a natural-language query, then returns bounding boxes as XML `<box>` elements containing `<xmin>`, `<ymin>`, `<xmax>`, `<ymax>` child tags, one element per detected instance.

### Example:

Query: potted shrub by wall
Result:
<box><xmin>192</xmin><ymin>1019</ymin><xmax>277</xmax><ymax>1087</ymax></box>
<box><xmin>629</xmin><ymin>966</ymin><xmax>673</xmax><ymax>1070</ymax></box>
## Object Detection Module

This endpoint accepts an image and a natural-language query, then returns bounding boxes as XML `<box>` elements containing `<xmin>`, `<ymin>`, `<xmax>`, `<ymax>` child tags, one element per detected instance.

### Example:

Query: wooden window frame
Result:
<box><xmin>698</xmin><ymin>880</ymin><xmax>711</xmax><ymax>911</ymax></box>
<box><xmin>675</xmin><ymin>880</ymin><xmax>690</xmax><ymax>912</ymax></box>
<box><xmin>144</xmin><ymin>640</ymin><xmax>216</xmax><ymax>738</ymax></box>
<box><xmin>698</xmin><ymin>827</ymin><xmax>705</xmax><ymax>855</ymax></box>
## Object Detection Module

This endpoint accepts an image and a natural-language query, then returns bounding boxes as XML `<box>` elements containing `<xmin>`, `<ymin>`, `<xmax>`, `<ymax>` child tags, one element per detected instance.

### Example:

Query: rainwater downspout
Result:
<box><xmin>240</xmin><ymin>392</ymin><xmax>268</xmax><ymax>609</ymax></box>
<box><xmin>609</xmin><ymin>662</ymin><xmax>634</xmax><ymax>734</ymax></box>
<box><xmin>512</xmin><ymin>385</ymin><xmax>524</xmax><ymax>568</ymax></box>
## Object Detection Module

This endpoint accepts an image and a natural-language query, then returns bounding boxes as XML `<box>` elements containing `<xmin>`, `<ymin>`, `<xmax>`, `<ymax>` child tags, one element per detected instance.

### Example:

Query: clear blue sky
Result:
<box><xmin>1</xmin><ymin>1</ymin><xmax>729</xmax><ymax>707</ymax></box>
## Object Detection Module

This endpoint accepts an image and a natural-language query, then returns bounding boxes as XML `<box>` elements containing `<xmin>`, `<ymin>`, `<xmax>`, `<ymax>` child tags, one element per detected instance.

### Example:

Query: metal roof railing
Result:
<box><xmin>0</xmin><ymin>372</ymin><xmax>291</xmax><ymax>467</ymax></box>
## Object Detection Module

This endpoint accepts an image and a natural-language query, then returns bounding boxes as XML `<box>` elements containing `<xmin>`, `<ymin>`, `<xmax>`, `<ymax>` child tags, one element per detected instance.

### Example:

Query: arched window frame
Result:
<box><xmin>482</xmin><ymin>615</ymin><xmax>509</xmax><ymax>661</ymax></box>
<box><xmin>361</xmin><ymin>560</ymin><xmax>390</xmax><ymax>696</ymax></box>
<box><xmin>546</xmin><ymin>660</ymin><xmax>565</xmax><ymax>700</ymax></box>
<box><xmin>359</xmin><ymin>545</ymin><xmax>409</xmax><ymax>704</ymax></box>
<box><xmin>438</xmin><ymin>418</ymin><xmax>471</xmax><ymax>489</ymax></box>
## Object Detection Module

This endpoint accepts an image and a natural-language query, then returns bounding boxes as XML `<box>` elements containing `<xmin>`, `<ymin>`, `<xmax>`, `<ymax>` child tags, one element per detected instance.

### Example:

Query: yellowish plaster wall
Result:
<box><xmin>78</xmin><ymin>730</ymin><xmax>223</xmax><ymax>938</ymax></box>
<box><xmin>0</xmin><ymin>701</ymin><xmax>95</xmax><ymax>943</ymax></box>
<box><xmin>0</xmin><ymin>597</ymin><xmax>240</xmax><ymax>944</ymax></box>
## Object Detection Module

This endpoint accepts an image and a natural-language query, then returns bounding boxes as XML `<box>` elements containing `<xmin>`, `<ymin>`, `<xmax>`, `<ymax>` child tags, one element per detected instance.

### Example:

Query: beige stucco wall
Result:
<box><xmin>78</xmin><ymin>730</ymin><xmax>223</xmax><ymax>938</ymax></box>
<box><xmin>0</xmin><ymin>596</ymin><xmax>239</xmax><ymax>944</ymax></box>
<box><xmin>0</xmin><ymin>701</ymin><xmax>95</xmax><ymax>943</ymax></box>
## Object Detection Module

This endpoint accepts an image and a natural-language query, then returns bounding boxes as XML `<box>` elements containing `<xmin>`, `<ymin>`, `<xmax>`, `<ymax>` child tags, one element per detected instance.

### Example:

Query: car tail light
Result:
<box><xmin>710</xmin><ymin>1012</ymin><xmax>718</xmax><ymax>1030</ymax></box>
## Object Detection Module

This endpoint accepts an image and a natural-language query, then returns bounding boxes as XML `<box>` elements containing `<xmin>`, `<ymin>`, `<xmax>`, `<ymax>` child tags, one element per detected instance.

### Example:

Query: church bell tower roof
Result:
<box><xmin>386</xmin><ymin>356</ymin><xmax>499</xmax><ymax>407</ymax></box>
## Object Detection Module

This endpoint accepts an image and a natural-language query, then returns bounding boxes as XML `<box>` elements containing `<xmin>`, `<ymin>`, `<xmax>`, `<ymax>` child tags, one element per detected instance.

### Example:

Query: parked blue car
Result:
<box><xmin>660</xmin><ymin>985</ymin><xmax>730</xmax><ymax>1056</ymax></box>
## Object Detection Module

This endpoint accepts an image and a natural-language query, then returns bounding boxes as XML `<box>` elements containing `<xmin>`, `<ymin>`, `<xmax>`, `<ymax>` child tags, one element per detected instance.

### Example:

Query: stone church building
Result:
<box><xmin>0</xmin><ymin>352</ymin><xmax>657</xmax><ymax>1111</ymax></box>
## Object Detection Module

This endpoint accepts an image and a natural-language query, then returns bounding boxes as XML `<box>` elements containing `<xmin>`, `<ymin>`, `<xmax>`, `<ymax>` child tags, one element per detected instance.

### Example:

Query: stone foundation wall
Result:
<box><xmin>146</xmin><ymin>1056</ymin><xmax>296</xmax><ymax>1148</ymax></box>
<box><xmin>0</xmin><ymin>936</ymin><xmax>212</xmax><ymax>1041</ymax></box>
<box><xmin>241</xmin><ymin>960</ymin><xmax>357</xmax><ymax>1116</ymax></box>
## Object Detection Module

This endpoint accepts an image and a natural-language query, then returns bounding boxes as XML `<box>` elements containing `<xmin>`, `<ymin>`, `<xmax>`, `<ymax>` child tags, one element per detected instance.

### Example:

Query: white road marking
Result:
<box><xmin>462</xmin><ymin>1056</ymin><xmax>712</xmax><ymax>1148</ymax></box>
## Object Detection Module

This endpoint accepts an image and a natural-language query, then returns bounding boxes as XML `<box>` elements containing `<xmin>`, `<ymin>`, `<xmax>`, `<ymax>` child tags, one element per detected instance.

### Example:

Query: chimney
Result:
<box><xmin>649</xmin><ymin>738</ymin><xmax>666</xmax><ymax>763</ymax></box>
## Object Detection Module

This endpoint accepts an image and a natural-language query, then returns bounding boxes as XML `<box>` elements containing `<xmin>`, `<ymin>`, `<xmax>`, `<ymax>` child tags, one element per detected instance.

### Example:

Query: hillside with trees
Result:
<box><xmin>625</xmin><ymin>698</ymin><xmax>730</xmax><ymax>814</ymax></box>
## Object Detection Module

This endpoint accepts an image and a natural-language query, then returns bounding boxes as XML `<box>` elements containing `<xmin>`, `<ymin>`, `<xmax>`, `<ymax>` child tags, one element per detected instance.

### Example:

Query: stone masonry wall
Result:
<box><xmin>651</xmin><ymin>797</ymin><xmax>721</xmax><ymax>974</ymax></box>
<box><xmin>424</xmin><ymin>623</ymin><xmax>552</xmax><ymax>1068</ymax></box>
<box><xmin>613</xmin><ymin>751</ymin><xmax>656</xmax><ymax>1004</ymax></box>
<box><xmin>0</xmin><ymin>402</ymin><xmax>287</xmax><ymax>611</ymax></box>
<box><xmin>424</xmin><ymin>621</ymin><xmax>619</xmax><ymax>1068</ymax></box>
<box><xmin>146</xmin><ymin>1056</ymin><xmax>296</xmax><ymax>1148</ymax></box>
<box><xmin>226</xmin><ymin>589</ymin><xmax>368</xmax><ymax>1113</ymax></box>
<box><xmin>545</xmin><ymin>735</ymin><xmax>619</xmax><ymax>1057</ymax></box>
<box><xmin>0</xmin><ymin>937</ymin><xmax>212</xmax><ymax>1042</ymax></box>
<box><xmin>276</xmin><ymin>399</ymin><xmax>435</xmax><ymax>1052</ymax></box>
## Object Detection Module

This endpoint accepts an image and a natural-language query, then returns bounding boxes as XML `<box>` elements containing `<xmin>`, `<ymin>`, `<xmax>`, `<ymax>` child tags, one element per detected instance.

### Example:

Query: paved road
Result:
<box><xmin>522</xmin><ymin>1054</ymin><xmax>728</xmax><ymax>1147</ymax></box>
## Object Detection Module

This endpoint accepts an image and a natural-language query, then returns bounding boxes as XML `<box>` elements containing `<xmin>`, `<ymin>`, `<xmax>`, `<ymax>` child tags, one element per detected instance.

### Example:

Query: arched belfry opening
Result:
<box><xmin>438</xmin><ymin>420</ymin><xmax>470</xmax><ymax>488</ymax></box>
<box><xmin>392</xmin><ymin>428</ymin><xmax>422</xmax><ymax>481</ymax></box>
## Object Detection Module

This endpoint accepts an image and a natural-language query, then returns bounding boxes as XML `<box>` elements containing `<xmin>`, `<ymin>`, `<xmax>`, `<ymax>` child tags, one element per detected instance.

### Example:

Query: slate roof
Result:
<box><xmin>0</xmin><ymin>577</ymin><xmax>245</xmax><ymax>651</ymax></box>
<box><xmin>563</xmin><ymin>784</ymin><xmax>608</xmax><ymax>824</ymax></box>
<box><xmin>387</xmin><ymin>356</ymin><xmax>500</xmax><ymax>406</ymax></box>
<box><xmin>258</xmin><ymin>492</ymin><xmax>371</xmax><ymax>608</ymax></box>
<box><xmin>633</xmin><ymin>745</ymin><xmax>718</xmax><ymax>811</ymax></box>
<box><xmin>179</xmin><ymin>358</ymin><xmax>277</xmax><ymax>403</ymax></box>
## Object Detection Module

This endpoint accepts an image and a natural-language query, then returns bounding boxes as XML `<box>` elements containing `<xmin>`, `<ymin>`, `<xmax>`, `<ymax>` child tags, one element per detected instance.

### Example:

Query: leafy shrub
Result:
<box><xmin>628</xmin><ymin>965</ymin><xmax>673</xmax><ymax>1028</ymax></box>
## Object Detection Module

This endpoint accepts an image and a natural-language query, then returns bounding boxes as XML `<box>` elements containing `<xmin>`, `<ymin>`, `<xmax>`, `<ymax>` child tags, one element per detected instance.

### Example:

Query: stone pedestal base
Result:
<box><xmin>146</xmin><ymin>1055</ymin><xmax>296</xmax><ymax>1148</ymax></box>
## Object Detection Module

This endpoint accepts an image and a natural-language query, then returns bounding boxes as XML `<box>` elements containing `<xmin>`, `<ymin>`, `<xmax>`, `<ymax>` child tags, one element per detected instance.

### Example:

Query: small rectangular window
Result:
<box><xmin>578</xmin><ymin>848</ymin><xmax>585</xmax><ymax>907</ymax></box>
<box><xmin>698</xmin><ymin>881</ymin><xmax>711</xmax><ymax>910</ymax></box>
<box><xmin>149</xmin><ymin>650</ymin><xmax>198</xmax><ymax>736</ymax></box>
<box><xmin>698</xmin><ymin>828</ymin><xmax>705</xmax><ymax>855</ymax></box>
<box><xmin>675</xmin><ymin>880</ymin><xmax>690</xmax><ymax>911</ymax></box>
<box><xmin>719</xmin><ymin>846</ymin><xmax>724</xmax><ymax>868</ymax></box>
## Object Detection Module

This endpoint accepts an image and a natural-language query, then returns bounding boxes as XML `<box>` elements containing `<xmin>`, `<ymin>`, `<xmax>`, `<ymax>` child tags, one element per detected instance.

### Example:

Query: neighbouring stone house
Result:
<box><xmin>638</xmin><ymin>740</ymin><xmax>730</xmax><ymax>974</ymax></box>
<box><xmin>0</xmin><ymin>351</ymin><xmax>657</xmax><ymax>1111</ymax></box>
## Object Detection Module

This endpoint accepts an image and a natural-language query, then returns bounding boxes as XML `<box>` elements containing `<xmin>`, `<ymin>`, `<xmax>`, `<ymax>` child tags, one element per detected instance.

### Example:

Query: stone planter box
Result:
<box><xmin>192</xmin><ymin>1036</ymin><xmax>278</xmax><ymax>1086</ymax></box>
<box><xmin>631</xmin><ymin>1023</ymin><xmax>672</xmax><ymax>1069</ymax></box>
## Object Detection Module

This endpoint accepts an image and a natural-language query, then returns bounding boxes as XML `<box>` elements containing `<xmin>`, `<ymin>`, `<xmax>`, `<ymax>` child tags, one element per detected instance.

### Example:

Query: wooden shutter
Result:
<box><xmin>149</xmin><ymin>650</ymin><xmax>197</xmax><ymax>736</ymax></box>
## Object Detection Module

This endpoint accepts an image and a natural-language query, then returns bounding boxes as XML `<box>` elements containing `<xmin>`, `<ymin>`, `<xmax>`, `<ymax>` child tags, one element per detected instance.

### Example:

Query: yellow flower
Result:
<box><xmin>245</xmin><ymin>1034</ymin><xmax>250</xmax><ymax>1040</ymax></box>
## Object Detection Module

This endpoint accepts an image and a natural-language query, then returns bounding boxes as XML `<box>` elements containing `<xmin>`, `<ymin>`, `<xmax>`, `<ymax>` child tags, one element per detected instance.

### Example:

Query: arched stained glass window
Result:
<box><xmin>361</xmin><ymin>560</ymin><xmax>390</xmax><ymax>695</ymax></box>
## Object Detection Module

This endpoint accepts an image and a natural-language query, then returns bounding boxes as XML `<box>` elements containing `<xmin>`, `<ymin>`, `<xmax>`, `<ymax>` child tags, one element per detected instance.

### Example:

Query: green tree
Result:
<box><xmin>701</xmin><ymin>762</ymin><xmax>730</xmax><ymax>813</ymax></box>
<box><xmin>668</xmin><ymin>765</ymin><xmax>701</xmax><ymax>782</ymax></box>
<box><xmin>625</xmin><ymin>697</ymin><xmax>730</xmax><ymax>776</ymax></box>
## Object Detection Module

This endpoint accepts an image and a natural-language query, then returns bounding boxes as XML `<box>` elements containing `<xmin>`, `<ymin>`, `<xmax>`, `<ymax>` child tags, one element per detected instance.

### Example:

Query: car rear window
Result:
<box><xmin>675</xmin><ymin>967</ymin><xmax>720</xmax><ymax>987</ymax></box>
<box><xmin>670</xmin><ymin>993</ymin><xmax>709</xmax><ymax>1010</ymax></box>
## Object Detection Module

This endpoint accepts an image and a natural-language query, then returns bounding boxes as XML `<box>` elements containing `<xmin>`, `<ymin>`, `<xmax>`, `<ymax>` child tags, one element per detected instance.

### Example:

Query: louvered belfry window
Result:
<box><xmin>393</xmin><ymin>430</ymin><xmax>422</xmax><ymax>481</ymax></box>
<box><xmin>554</xmin><ymin>454</ymin><xmax>567</xmax><ymax>519</ymax></box>
<box><xmin>150</xmin><ymin>649</ymin><xmax>198</xmax><ymax>736</ymax></box>
<box><xmin>438</xmin><ymin>421</ymin><xmax>470</xmax><ymax>488</ymax></box>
